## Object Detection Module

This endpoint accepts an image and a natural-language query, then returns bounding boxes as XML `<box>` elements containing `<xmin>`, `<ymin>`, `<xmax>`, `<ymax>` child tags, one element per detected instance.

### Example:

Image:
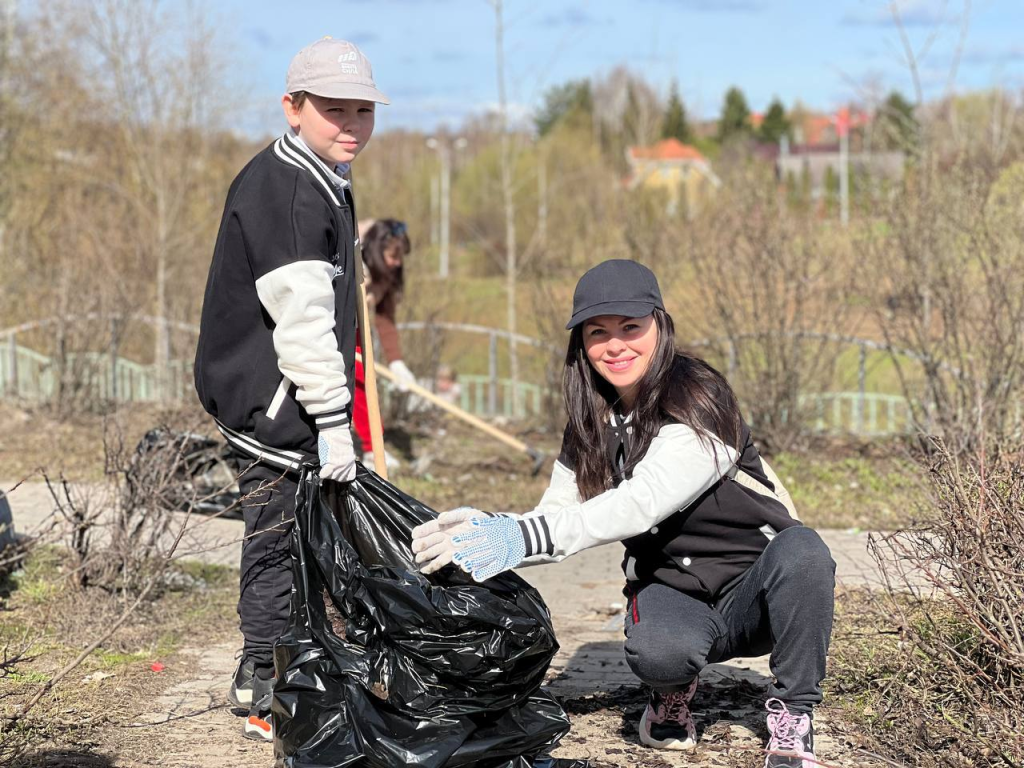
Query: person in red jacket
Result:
<box><xmin>353</xmin><ymin>218</ymin><xmax>415</xmax><ymax>469</ymax></box>
<box><xmin>412</xmin><ymin>260</ymin><xmax>835</xmax><ymax>768</ymax></box>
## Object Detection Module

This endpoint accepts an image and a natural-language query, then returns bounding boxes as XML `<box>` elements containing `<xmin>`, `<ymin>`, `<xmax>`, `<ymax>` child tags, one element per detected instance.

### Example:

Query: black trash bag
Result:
<box><xmin>273</xmin><ymin>465</ymin><xmax>588</xmax><ymax>768</ymax></box>
<box><xmin>129</xmin><ymin>428</ymin><xmax>241</xmax><ymax>517</ymax></box>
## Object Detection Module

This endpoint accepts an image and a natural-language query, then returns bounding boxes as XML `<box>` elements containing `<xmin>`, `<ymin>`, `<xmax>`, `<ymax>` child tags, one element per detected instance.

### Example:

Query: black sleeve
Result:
<box><xmin>242</xmin><ymin>174</ymin><xmax>336</xmax><ymax>281</ymax></box>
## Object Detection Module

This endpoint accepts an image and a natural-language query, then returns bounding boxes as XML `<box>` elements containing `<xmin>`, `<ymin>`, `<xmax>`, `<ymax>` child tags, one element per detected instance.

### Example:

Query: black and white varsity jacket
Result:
<box><xmin>512</xmin><ymin>414</ymin><xmax>801</xmax><ymax>602</ymax></box>
<box><xmin>194</xmin><ymin>133</ymin><xmax>360</xmax><ymax>471</ymax></box>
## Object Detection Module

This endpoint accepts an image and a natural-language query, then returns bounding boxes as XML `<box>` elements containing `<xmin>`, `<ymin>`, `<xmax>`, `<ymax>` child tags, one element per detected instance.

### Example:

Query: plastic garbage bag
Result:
<box><xmin>273</xmin><ymin>466</ymin><xmax>588</xmax><ymax>768</ymax></box>
<box><xmin>129</xmin><ymin>428</ymin><xmax>241</xmax><ymax>517</ymax></box>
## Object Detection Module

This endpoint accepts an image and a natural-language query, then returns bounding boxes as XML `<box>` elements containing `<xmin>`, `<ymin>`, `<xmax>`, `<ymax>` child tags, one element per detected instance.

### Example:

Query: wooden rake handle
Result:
<box><xmin>354</xmin><ymin>270</ymin><xmax>387</xmax><ymax>480</ymax></box>
<box><xmin>354</xmin><ymin>352</ymin><xmax>547</xmax><ymax>476</ymax></box>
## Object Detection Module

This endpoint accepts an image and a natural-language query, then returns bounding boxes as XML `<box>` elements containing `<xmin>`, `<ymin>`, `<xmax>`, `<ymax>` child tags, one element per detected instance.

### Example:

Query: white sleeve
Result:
<box><xmin>520</xmin><ymin>423</ymin><xmax>738</xmax><ymax>564</ymax></box>
<box><xmin>525</xmin><ymin>460</ymin><xmax>580</xmax><ymax>517</ymax></box>
<box><xmin>512</xmin><ymin>460</ymin><xmax>580</xmax><ymax>567</ymax></box>
<box><xmin>254</xmin><ymin>260</ymin><xmax>351</xmax><ymax>423</ymax></box>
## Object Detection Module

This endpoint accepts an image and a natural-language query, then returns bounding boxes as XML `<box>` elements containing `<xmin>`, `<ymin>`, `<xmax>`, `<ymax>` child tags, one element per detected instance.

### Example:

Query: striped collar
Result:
<box><xmin>273</xmin><ymin>132</ymin><xmax>351</xmax><ymax>207</ymax></box>
<box><xmin>608</xmin><ymin>411</ymin><xmax>634</xmax><ymax>427</ymax></box>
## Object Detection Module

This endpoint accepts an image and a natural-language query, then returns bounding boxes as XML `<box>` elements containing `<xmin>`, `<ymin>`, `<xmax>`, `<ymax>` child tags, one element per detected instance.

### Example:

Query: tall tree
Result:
<box><xmin>718</xmin><ymin>86</ymin><xmax>751</xmax><ymax>142</ymax></box>
<box><xmin>876</xmin><ymin>90</ymin><xmax>919</xmax><ymax>151</ymax></box>
<box><xmin>661</xmin><ymin>80</ymin><xmax>691</xmax><ymax>143</ymax></box>
<box><xmin>759</xmin><ymin>97</ymin><xmax>791</xmax><ymax>144</ymax></box>
<box><xmin>623</xmin><ymin>82</ymin><xmax>643</xmax><ymax>147</ymax></box>
<box><xmin>535</xmin><ymin>79</ymin><xmax>592</xmax><ymax>137</ymax></box>
<box><xmin>488</xmin><ymin>0</ymin><xmax>520</xmax><ymax>412</ymax></box>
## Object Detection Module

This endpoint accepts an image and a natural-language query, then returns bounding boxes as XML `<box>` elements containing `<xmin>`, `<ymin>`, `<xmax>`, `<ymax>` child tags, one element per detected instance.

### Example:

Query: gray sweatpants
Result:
<box><xmin>623</xmin><ymin>526</ymin><xmax>836</xmax><ymax>713</ymax></box>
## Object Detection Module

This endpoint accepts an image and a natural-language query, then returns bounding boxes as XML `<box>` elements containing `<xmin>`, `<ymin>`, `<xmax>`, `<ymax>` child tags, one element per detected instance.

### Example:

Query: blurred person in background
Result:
<box><xmin>435</xmin><ymin>364</ymin><xmax>461</xmax><ymax>405</ymax></box>
<box><xmin>356</xmin><ymin>218</ymin><xmax>416</xmax><ymax>469</ymax></box>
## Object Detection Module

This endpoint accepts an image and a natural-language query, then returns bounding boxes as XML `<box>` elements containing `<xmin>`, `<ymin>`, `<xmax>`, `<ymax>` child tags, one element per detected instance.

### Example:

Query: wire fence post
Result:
<box><xmin>6</xmin><ymin>333</ymin><xmax>16</xmax><ymax>397</ymax></box>
<box><xmin>857</xmin><ymin>343</ymin><xmax>867</xmax><ymax>435</ymax></box>
<box><xmin>488</xmin><ymin>332</ymin><xmax>498</xmax><ymax>416</ymax></box>
<box><xmin>109</xmin><ymin>317</ymin><xmax>119</xmax><ymax>402</ymax></box>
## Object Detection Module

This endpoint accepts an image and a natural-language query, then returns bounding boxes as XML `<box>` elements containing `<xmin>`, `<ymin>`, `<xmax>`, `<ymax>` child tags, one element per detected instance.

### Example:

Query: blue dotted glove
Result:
<box><xmin>452</xmin><ymin>515</ymin><xmax>526</xmax><ymax>582</ymax></box>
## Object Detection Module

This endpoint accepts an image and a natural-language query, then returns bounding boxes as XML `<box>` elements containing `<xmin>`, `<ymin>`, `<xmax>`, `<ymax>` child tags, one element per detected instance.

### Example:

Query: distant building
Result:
<box><xmin>774</xmin><ymin>139</ymin><xmax>905</xmax><ymax>199</ymax></box>
<box><xmin>625</xmin><ymin>138</ymin><xmax>721</xmax><ymax>216</ymax></box>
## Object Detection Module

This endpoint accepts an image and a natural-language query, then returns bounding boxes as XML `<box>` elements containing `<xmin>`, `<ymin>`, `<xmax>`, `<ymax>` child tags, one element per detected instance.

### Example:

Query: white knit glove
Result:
<box><xmin>389</xmin><ymin>360</ymin><xmax>416</xmax><ymax>392</ymax></box>
<box><xmin>451</xmin><ymin>516</ymin><xmax>527</xmax><ymax>582</ymax></box>
<box><xmin>411</xmin><ymin>507</ymin><xmax>490</xmax><ymax>574</ymax></box>
<box><xmin>317</xmin><ymin>425</ymin><xmax>356</xmax><ymax>483</ymax></box>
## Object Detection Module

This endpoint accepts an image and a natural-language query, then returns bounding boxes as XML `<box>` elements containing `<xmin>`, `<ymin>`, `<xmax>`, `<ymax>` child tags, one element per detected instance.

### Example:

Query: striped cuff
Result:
<box><xmin>517</xmin><ymin>517</ymin><xmax>554</xmax><ymax>557</ymax></box>
<box><xmin>314</xmin><ymin>410</ymin><xmax>350</xmax><ymax>429</ymax></box>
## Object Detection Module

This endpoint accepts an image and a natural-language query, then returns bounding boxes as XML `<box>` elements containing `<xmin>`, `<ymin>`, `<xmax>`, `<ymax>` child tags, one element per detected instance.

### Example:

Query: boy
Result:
<box><xmin>193</xmin><ymin>37</ymin><xmax>388</xmax><ymax>741</ymax></box>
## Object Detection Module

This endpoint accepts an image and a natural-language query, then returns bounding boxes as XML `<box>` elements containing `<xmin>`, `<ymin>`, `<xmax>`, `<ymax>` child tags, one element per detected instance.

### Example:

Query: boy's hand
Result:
<box><xmin>317</xmin><ymin>426</ymin><xmax>356</xmax><ymax>483</ymax></box>
<box><xmin>412</xmin><ymin>507</ymin><xmax>491</xmax><ymax>574</ymax></box>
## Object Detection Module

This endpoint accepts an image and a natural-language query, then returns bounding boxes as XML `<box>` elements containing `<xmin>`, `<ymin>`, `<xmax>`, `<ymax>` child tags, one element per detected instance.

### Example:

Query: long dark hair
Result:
<box><xmin>561</xmin><ymin>308</ymin><xmax>743</xmax><ymax>501</ymax></box>
<box><xmin>361</xmin><ymin>219</ymin><xmax>410</xmax><ymax>297</ymax></box>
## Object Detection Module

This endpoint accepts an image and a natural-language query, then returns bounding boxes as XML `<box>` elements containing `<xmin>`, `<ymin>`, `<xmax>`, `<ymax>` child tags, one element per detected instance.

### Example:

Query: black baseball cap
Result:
<box><xmin>566</xmin><ymin>259</ymin><xmax>665</xmax><ymax>330</ymax></box>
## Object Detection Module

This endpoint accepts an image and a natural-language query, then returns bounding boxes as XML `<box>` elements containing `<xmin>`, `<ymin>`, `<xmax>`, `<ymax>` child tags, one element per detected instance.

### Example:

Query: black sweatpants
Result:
<box><xmin>623</xmin><ymin>526</ymin><xmax>836</xmax><ymax>714</ymax></box>
<box><xmin>237</xmin><ymin>463</ymin><xmax>299</xmax><ymax>674</ymax></box>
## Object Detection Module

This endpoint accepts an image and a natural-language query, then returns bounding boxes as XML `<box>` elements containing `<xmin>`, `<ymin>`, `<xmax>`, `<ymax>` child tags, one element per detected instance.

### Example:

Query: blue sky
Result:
<box><xmin>200</xmin><ymin>0</ymin><xmax>1024</xmax><ymax>136</ymax></box>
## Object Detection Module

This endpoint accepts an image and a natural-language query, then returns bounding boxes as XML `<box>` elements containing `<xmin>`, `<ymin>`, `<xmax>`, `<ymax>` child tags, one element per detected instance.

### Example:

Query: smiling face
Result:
<box><xmin>582</xmin><ymin>313</ymin><xmax>658</xmax><ymax>407</ymax></box>
<box><xmin>282</xmin><ymin>93</ymin><xmax>375</xmax><ymax>166</ymax></box>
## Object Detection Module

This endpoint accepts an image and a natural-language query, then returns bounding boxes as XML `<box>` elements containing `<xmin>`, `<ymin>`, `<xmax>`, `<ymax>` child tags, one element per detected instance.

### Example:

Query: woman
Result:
<box><xmin>411</xmin><ymin>259</ymin><xmax>835</xmax><ymax>768</ymax></box>
<box><xmin>355</xmin><ymin>218</ymin><xmax>416</xmax><ymax>468</ymax></box>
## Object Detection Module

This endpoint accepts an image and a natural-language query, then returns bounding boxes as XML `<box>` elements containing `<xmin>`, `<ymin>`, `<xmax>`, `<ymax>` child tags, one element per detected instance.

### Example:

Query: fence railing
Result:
<box><xmin>1</xmin><ymin>343</ymin><xmax>194</xmax><ymax>403</ymax></box>
<box><xmin>0</xmin><ymin>338</ymin><xmax>922</xmax><ymax>435</ymax></box>
<box><xmin>1</xmin><ymin>317</ymin><xmax>939</xmax><ymax>436</ymax></box>
<box><xmin>798</xmin><ymin>391</ymin><xmax>915</xmax><ymax>436</ymax></box>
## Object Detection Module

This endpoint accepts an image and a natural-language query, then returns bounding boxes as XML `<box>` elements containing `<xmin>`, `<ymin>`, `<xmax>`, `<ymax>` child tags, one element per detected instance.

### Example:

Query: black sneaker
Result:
<box><xmin>764</xmin><ymin>698</ymin><xmax>816</xmax><ymax>768</ymax></box>
<box><xmin>243</xmin><ymin>670</ymin><xmax>275</xmax><ymax>743</ymax></box>
<box><xmin>228</xmin><ymin>653</ymin><xmax>255</xmax><ymax>709</ymax></box>
<box><xmin>638</xmin><ymin>677</ymin><xmax>698</xmax><ymax>750</ymax></box>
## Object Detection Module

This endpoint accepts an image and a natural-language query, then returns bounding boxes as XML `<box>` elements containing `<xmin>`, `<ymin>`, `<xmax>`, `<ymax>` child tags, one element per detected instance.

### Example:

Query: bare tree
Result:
<box><xmin>74</xmin><ymin>0</ymin><xmax>229</xmax><ymax>398</ymax></box>
<box><xmin>678</xmin><ymin>167</ymin><xmax>859</xmax><ymax>451</ymax></box>
<box><xmin>4</xmin><ymin>0</ymin><xmax>240</xmax><ymax>410</ymax></box>
<box><xmin>868</xmin><ymin>439</ymin><xmax>1024</xmax><ymax>766</ymax></box>
<box><xmin>488</xmin><ymin>0</ymin><xmax>521</xmax><ymax>414</ymax></box>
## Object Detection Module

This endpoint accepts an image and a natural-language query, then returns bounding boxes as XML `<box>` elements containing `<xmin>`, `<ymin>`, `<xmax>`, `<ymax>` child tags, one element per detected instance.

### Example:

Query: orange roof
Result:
<box><xmin>628</xmin><ymin>138</ymin><xmax>706</xmax><ymax>162</ymax></box>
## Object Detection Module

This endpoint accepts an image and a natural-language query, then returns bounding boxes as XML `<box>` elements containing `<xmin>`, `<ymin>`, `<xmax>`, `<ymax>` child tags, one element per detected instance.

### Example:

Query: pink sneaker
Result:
<box><xmin>638</xmin><ymin>677</ymin><xmax>698</xmax><ymax>750</ymax></box>
<box><xmin>764</xmin><ymin>698</ymin><xmax>816</xmax><ymax>768</ymax></box>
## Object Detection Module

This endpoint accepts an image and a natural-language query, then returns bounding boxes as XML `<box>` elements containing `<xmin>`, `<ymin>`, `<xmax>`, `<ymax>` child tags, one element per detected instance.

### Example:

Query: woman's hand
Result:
<box><xmin>411</xmin><ymin>507</ymin><xmax>490</xmax><ymax>574</ymax></box>
<box><xmin>451</xmin><ymin>516</ymin><xmax>527</xmax><ymax>582</ymax></box>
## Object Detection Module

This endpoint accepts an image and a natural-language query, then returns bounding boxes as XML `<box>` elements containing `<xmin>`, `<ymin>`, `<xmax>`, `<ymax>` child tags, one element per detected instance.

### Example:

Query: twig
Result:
<box><xmin>719</xmin><ymin>742</ymin><xmax>843</xmax><ymax>768</ymax></box>
<box><xmin>855</xmin><ymin>747</ymin><xmax>907</xmax><ymax>767</ymax></box>
<box><xmin>121</xmin><ymin>703</ymin><xmax>228</xmax><ymax>727</ymax></box>
<box><xmin>3</xmin><ymin>478</ymin><xmax>195</xmax><ymax>727</ymax></box>
<box><xmin>3</xmin><ymin>573</ymin><xmax>159</xmax><ymax>727</ymax></box>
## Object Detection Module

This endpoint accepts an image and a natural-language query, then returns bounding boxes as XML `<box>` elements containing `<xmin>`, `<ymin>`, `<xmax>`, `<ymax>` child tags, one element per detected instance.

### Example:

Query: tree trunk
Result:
<box><xmin>492</xmin><ymin>0</ymin><xmax>519</xmax><ymax>416</ymax></box>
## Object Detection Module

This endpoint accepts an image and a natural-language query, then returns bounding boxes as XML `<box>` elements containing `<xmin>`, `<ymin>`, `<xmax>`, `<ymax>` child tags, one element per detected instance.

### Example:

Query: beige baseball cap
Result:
<box><xmin>286</xmin><ymin>37</ymin><xmax>390</xmax><ymax>104</ymax></box>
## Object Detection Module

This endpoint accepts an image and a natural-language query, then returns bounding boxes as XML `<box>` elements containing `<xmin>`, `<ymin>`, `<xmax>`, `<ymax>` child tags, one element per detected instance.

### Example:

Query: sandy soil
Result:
<box><xmin>1</xmin><ymin>408</ymin><xmax>891</xmax><ymax>768</ymax></box>
<box><xmin>0</xmin><ymin>495</ymin><xmax>886</xmax><ymax>768</ymax></box>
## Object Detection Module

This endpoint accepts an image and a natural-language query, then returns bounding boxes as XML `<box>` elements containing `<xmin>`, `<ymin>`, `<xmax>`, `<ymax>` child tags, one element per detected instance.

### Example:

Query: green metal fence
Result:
<box><xmin>4</xmin><ymin>311</ymin><xmax>950</xmax><ymax>437</ymax></box>
<box><xmin>1</xmin><ymin>339</ymin><xmax>924</xmax><ymax>435</ymax></box>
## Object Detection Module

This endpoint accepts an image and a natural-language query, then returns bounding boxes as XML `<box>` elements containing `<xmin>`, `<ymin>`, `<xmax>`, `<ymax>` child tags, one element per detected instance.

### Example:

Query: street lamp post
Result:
<box><xmin>425</xmin><ymin>136</ymin><xmax>467</xmax><ymax>278</ymax></box>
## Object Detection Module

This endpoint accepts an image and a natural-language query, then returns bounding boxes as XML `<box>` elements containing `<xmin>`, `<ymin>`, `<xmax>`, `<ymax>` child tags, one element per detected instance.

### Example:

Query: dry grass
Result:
<box><xmin>0</xmin><ymin>548</ymin><xmax>236</xmax><ymax>764</ymax></box>
<box><xmin>828</xmin><ymin>443</ymin><xmax>1024</xmax><ymax>768</ymax></box>
<box><xmin>0</xmin><ymin>401</ymin><xmax>210</xmax><ymax>483</ymax></box>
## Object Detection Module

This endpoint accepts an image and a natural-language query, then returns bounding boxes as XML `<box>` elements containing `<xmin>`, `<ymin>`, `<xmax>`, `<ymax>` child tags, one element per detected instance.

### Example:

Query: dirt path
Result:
<box><xmin>4</xmin><ymin>481</ymin><xmax>886</xmax><ymax>767</ymax></box>
<box><xmin>112</xmin><ymin>545</ymin><xmax>881</xmax><ymax>768</ymax></box>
